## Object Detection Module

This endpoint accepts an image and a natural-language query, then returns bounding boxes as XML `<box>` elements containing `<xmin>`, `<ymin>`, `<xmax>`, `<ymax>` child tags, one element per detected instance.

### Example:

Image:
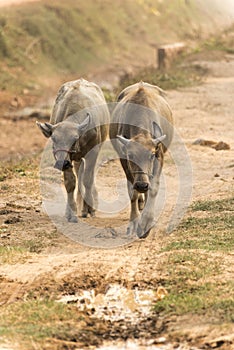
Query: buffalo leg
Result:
<box><xmin>120</xmin><ymin>159</ymin><xmax>140</xmax><ymax>235</ymax></box>
<box><xmin>127</xmin><ymin>184</ymin><xmax>141</xmax><ymax>236</ymax></box>
<box><xmin>73</xmin><ymin>161</ymin><xmax>83</xmax><ymax>217</ymax></box>
<box><xmin>82</xmin><ymin>147</ymin><xmax>99</xmax><ymax>217</ymax></box>
<box><xmin>63</xmin><ymin>167</ymin><xmax>78</xmax><ymax>222</ymax></box>
<box><xmin>137</xmin><ymin>167</ymin><xmax>162</xmax><ymax>238</ymax></box>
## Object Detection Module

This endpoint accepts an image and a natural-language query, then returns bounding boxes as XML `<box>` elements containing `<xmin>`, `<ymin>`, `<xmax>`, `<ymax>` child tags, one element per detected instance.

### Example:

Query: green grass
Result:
<box><xmin>162</xmin><ymin>197</ymin><xmax>234</xmax><ymax>252</ymax></box>
<box><xmin>166</xmin><ymin>251</ymin><xmax>221</xmax><ymax>283</ymax></box>
<box><xmin>202</xmin><ymin>26</ymin><xmax>234</xmax><ymax>54</ymax></box>
<box><xmin>21</xmin><ymin>229</ymin><xmax>59</xmax><ymax>253</ymax></box>
<box><xmin>154</xmin><ymin>281</ymin><xmax>234</xmax><ymax>322</ymax></box>
<box><xmin>0</xmin><ymin>156</ymin><xmax>39</xmax><ymax>182</ymax></box>
<box><xmin>192</xmin><ymin>197</ymin><xmax>234</xmax><ymax>212</ymax></box>
<box><xmin>0</xmin><ymin>300</ymin><xmax>84</xmax><ymax>340</ymax></box>
<box><xmin>154</xmin><ymin>197</ymin><xmax>234</xmax><ymax>321</ymax></box>
<box><xmin>162</xmin><ymin>218</ymin><xmax>234</xmax><ymax>252</ymax></box>
<box><xmin>117</xmin><ymin>61</ymin><xmax>208</xmax><ymax>93</ymax></box>
<box><xmin>0</xmin><ymin>246</ymin><xmax>28</xmax><ymax>264</ymax></box>
<box><xmin>0</xmin><ymin>299</ymin><xmax>106</xmax><ymax>349</ymax></box>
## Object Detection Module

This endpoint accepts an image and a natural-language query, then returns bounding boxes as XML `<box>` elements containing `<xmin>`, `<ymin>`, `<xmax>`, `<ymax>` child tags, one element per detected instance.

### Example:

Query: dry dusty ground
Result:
<box><xmin>0</xmin><ymin>54</ymin><xmax>234</xmax><ymax>349</ymax></box>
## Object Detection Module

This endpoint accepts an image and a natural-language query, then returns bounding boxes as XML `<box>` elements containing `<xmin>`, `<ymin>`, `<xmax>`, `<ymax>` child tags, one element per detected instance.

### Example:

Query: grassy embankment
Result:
<box><xmin>0</xmin><ymin>0</ymin><xmax>233</xmax><ymax>99</ymax></box>
<box><xmin>154</xmin><ymin>197</ymin><xmax>234</xmax><ymax>320</ymax></box>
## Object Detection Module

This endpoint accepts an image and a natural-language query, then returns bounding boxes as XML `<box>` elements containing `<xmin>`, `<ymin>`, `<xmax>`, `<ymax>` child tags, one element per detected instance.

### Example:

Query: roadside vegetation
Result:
<box><xmin>154</xmin><ymin>197</ymin><xmax>234</xmax><ymax>322</ymax></box>
<box><xmin>117</xmin><ymin>60</ymin><xmax>208</xmax><ymax>94</ymax></box>
<box><xmin>116</xmin><ymin>21</ymin><xmax>234</xmax><ymax>94</ymax></box>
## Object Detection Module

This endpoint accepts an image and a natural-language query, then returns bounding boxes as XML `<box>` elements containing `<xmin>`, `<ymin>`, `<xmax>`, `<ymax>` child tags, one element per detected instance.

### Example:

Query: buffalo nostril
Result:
<box><xmin>141</xmin><ymin>183</ymin><xmax>149</xmax><ymax>191</ymax></box>
<box><xmin>54</xmin><ymin>161</ymin><xmax>64</xmax><ymax>171</ymax></box>
<box><xmin>63</xmin><ymin>160</ymin><xmax>72</xmax><ymax>170</ymax></box>
<box><xmin>54</xmin><ymin>160</ymin><xmax>72</xmax><ymax>171</ymax></box>
<box><xmin>134</xmin><ymin>182</ymin><xmax>149</xmax><ymax>193</ymax></box>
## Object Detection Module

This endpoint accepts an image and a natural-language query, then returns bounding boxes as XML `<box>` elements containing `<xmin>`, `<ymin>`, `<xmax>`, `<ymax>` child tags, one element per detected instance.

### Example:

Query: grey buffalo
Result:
<box><xmin>37</xmin><ymin>78</ymin><xmax>109</xmax><ymax>222</ymax></box>
<box><xmin>110</xmin><ymin>82</ymin><xmax>173</xmax><ymax>238</ymax></box>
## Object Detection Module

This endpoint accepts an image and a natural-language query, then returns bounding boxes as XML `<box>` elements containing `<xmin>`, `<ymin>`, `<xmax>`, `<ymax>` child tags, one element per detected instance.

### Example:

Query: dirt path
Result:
<box><xmin>1</xmin><ymin>55</ymin><xmax>234</xmax><ymax>277</ymax></box>
<box><xmin>0</xmin><ymin>55</ymin><xmax>234</xmax><ymax>349</ymax></box>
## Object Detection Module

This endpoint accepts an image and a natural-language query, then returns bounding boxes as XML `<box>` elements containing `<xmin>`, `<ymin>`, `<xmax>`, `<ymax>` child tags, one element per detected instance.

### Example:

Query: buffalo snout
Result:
<box><xmin>133</xmin><ymin>181</ymin><xmax>149</xmax><ymax>193</ymax></box>
<box><xmin>54</xmin><ymin>160</ymin><xmax>73</xmax><ymax>171</ymax></box>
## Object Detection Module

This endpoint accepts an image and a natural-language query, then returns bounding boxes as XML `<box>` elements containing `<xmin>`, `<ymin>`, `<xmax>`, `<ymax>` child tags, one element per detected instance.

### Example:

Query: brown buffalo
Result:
<box><xmin>37</xmin><ymin>78</ymin><xmax>109</xmax><ymax>222</ymax></box>
<box><xmin>110</xmin><ymin>82</ymin><xmax>173</xmax><ymax>238</ymax></box>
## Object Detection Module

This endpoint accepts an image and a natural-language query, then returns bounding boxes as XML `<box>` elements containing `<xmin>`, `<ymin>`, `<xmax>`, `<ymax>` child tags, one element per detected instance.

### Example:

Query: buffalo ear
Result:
<box><xmin>116</xmin><ymin>135</ymin><xmax>130</xmax><ymax>147</ymax></box>
<box><xmin>115</xmin><ymin>135</ymin><xmax>130</xmax><ymax>157</ymax></box>
<box><xmin>36</xmin><ymin>121</ymin><xmax>53</xmax><ymax>138</ymax></box>
<box><xmin>78</xmin><ymin>113</ymin><xmax>91</xmax><ymax>134</ymax></box>
<box><xmin>152</xmin><ymin>121</ymin><xmax>163</xmax><ymax>138</ymax></box>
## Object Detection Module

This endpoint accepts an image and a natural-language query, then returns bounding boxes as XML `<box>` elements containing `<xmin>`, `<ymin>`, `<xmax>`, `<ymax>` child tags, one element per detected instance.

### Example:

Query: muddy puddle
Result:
<box><xmin>96</xmin><ymin>339</ymin><xmax>172</xmax><ymax>350</ymax></box>
<box><xmin>58</xmin><ymin>283</ymin><xmax>168</xmax><ymax>322</ymax></box>
<box><xmin>57</xmin><ymin>284</ymin><xmax>200</xmax><ymax>350</ymax></box>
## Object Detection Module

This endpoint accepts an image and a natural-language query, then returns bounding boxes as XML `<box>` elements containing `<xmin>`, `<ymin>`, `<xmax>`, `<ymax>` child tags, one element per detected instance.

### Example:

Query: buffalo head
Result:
<box><xmin>37</xmin><ymin>113</ymin><xmax>91</xmax><ymax>171</ymax></box>
<box><xmin>117</xmin><ymin>123</ymin><xmax>166</xmax><ymax>193</ymax></box>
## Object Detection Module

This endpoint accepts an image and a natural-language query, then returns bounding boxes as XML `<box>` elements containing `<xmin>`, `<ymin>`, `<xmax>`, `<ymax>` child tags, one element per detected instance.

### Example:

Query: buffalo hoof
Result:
<box><xmin>88</xmin><ymin>207</ymin><xmax>96</xmax><ymax>217</ymax></box>
<box><xmin>67</xmin><ymin>216</ymin><xmax>78</xmax><ymax>223</ymax></box>
<box><xmin>136</xmin><ymin>225</ymin><xmax>151</xmax><ymax>239</ymax></box>
<box><xmin>81</xmin><ymin>208</ymin><xmax>95</xmax><ymax>218</ymax></box>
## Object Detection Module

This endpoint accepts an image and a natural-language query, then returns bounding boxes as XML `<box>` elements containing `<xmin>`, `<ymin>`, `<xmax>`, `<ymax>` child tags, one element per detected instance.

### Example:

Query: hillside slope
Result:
<box><xmin>0</xmin><ymin>0</ymin><xmax>233</xmax><ymax>100</ymax></box>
